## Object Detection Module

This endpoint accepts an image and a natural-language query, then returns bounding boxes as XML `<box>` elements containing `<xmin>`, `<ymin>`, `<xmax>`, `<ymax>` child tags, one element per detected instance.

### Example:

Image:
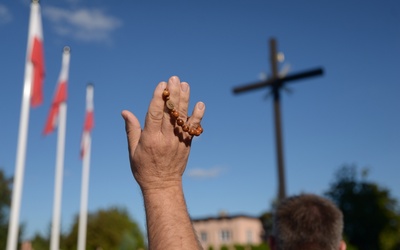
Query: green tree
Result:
<box><xmin>326</xmin><ymin>165</ymin><xmax>400</xmax><ymax>250</ymax></box>
<box><xmin>31</xmin><ymin>232</ymin><xmax>49</xmax><ymax>250</ymax></box>
<box><xmin>234</xmin><ymin>244</ymin><xmax>245</xmax><ymax>250</ymax></box>
<box><xmin>232</xmin><ymin>243</ymin><xmax>270</xmax><ymax>250</ymax></box>
<box><xmin>31</xmin><ymin>224</ymin><xmax>68</xmax><ymax>250</ymax></box>
<box><xmin>64</xmin><ymin>207</ymin><xmax>145</xmax><ymax>250</ymax></box>
<box><xmin>0</xmin><ymin>169</ymin><xmax>13</xmax><ymax>249</ymax></box>
<box><xmin>251</xmin><ymin>242</ymin><xmax>270</xmax><ymax>250</ymax></box>
<box><xmin>259</xmin><ymin>212</ymin><xmax>273</xmax><ymax>243</ymax></box>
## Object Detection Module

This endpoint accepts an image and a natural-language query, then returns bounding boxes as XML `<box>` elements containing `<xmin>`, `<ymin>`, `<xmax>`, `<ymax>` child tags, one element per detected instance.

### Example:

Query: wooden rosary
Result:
<box><xmin>162</xmin><ymin>88</ymin><xmax>203</xmax><ymax>136</ymax></box>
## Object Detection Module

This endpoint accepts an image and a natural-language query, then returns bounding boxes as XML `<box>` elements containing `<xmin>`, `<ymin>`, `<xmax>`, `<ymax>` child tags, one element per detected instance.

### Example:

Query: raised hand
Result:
<box><xmin>122</xmin><ymin>76</ymin><xmax>205</xmax><ymax>191</ymax></box>
<box><xmin>122</xmin><ymin>76</ymin><xmax>205</xmax><ymax>250</ymax></box>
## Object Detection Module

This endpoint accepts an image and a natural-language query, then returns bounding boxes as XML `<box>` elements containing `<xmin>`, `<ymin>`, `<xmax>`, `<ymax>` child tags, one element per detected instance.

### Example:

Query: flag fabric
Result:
<box><xmin>43</xmin><ymin>47</ymin><xmax>70</xmax><ymax>135</ymax></box>
<box><xmin>80</xmin><ymin>85</ymin><xmax>94</xmax><ymax>158</ymax></box>
<box><xmin>28</xmin><ymin>1</ymin><xmax>45</xmax><ymax>107</ymax></box>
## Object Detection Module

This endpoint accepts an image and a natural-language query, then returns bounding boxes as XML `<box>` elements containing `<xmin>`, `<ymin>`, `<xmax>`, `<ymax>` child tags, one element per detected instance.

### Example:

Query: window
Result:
<box><xmin>246</xmin><ymin>230</ymin><xmax>253</xmax><ymax>243</ymax></box>
<box><xmin>220</xmin><ymin>230</ymin><xmax>231</xmax><ymax>242</ymax></box>
<box><xmin>200</xmin><ymin>231</ymin><xmax>208</xmax><ymax>242</ymax></box>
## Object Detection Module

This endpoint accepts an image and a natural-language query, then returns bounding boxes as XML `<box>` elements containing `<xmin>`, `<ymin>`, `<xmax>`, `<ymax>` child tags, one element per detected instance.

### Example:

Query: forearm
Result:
<box><xmin>142</xmin><ymin>181</ymin><xmax>202</xmax><ymax>250</ymax></box>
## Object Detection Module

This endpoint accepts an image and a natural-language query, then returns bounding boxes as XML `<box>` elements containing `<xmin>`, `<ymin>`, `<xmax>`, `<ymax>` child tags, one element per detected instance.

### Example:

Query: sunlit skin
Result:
<box><xmin>122</xmin><ymin>76</ymin><xmax>205</xmax><ymax>250</ymax></box>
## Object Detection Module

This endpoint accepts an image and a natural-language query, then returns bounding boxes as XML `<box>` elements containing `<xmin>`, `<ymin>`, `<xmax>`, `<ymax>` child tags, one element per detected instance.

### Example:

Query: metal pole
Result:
<box><xmin>77</xmin><ymin>134</ymin><xmax>91</xmax><ymax>250</ymax></box>
<box><xmin>50</xmin><ymin>103</ymin><xmax>67</xmax><ymax>250</ymax></box>
<box><xmin>6</xmin><ymin>3</ymin><xmax>39</xmax><ymax>248</ymax></box>
<box><xmin>77</xmin><ymin>84</ymin><xmax>94</xmax><ymax>250</ymax></box>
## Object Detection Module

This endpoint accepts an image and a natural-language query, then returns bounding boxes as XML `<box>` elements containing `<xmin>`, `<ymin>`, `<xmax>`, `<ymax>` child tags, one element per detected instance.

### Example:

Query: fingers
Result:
<box><xmin>187</xmin><ymin>101</ymin><xmax>205</xmax><ymax>129</ymax></box>
<box><xmin>178</xmin><ymin>81</ymin><xmax>190</xmax><ymax>120</ymax></box>
<box><xmin>162</xmin><ymin>76</ymin><xmax>191</xmax><ymax>134</ymax></box>
<box><xmin>144</xmin><ymin>81</ymin><xmax>167</xmax><ymax>133</ymax></box>
<box><xmin>140</xmin><ymin>76</ymin><xmax>204</xmax><ymax>139</ymax></box>
<box><xmin>121</xmin><ymin>110</ymin><xmax>142</xmax><ymax>155</ymax></box>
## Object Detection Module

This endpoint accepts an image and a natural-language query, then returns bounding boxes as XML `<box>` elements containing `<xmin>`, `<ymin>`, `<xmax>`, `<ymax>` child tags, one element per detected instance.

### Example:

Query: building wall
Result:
<box><xmin>192</xmin><ymin>215</ymin><xmax>263</xmax><ymax>249</ymax></box>
<box><xmin>20</xmin><ymin>241</ymin><xmax>33</xmax><ymax>250</ymax></box>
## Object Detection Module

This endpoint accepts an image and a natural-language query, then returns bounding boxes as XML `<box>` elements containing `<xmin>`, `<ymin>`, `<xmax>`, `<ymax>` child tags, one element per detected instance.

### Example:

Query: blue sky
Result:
<box><xmin>1</xmin><ymin>0</ymin><xmax>399</xmax><ymax>240</ymax></box>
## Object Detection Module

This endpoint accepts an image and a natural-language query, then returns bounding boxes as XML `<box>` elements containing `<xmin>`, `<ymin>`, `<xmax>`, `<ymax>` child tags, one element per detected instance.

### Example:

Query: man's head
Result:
<box><xmin>269</xmin><ymin>194</ymin><xmax>346</xmax><ymax>250</ymax></box>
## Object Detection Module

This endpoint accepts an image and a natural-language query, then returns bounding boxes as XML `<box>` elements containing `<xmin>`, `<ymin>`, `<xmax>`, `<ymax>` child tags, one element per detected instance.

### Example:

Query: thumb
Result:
<box><xmin>121</xmin><ymin>110</ymin><xmax>141</xmax><ymax>155</ymax></box>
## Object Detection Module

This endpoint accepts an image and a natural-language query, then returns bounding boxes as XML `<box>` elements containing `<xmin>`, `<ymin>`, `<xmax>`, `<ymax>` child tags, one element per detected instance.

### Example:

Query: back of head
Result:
<box><xmin>272</xmin><ymin>194</ymin><xmax>343</xmax><ymax>250</ymax></box>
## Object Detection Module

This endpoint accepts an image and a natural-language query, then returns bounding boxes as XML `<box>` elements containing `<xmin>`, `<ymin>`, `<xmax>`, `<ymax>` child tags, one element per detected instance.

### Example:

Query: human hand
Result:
<box><xmin>122</xmin><ymin>76</ymin><xmax>205</xmax><ymax>191</ymax></box>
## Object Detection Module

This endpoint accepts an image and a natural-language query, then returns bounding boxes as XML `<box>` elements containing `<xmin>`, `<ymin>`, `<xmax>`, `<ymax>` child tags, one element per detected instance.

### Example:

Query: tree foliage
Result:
<box><xmin>326</xmin><ymin>165</ymin><xmax>400</xmax><ymax>250</ymax></box>
<box><xmin>30</xmin><ymin>207</ymin><xmax>145</xmax><ymax>249</ymax></box>
<box><xmin>232</xmin><ymin>243</ymin><xmax>270</xmax><ymax>250</ymax></box>
<box><xmin>31</xmin><ymin>232</ymin><xmax>50</xmax><ymax>250</ymax></box>
<box><xmin>63</xmin><ymin>206</ymin><xmax>145</xmax><ymax>250</ymax></box>
<box><xmin>0</xmin><ymin>168</ymin><xmax>13</xmax><ymax>249</ymax></box>
<box><xmin>250</xmin><ymin>243</ymin><xmax>270</xmax><ymax>250</ymax></box>
<box><xmin>259</xmin><ymin>212</ymin><xmax>273</xmax><ymax>242</ymax></box>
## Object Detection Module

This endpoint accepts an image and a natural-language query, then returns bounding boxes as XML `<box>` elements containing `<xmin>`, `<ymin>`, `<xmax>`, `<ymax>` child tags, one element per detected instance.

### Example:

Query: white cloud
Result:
<box><xmin>0</xmin><ymin>4</ymin><xmax>12</xmax><ymax>24</ymax></box>
<box><xmin>43</xmin><ymin>6</ymin><xmax>122</xmax><ymax>43</ymax></box>
<box><xmin>187</xmin><ymin>166</ymin><xmax>226</xmax><ymax>179</ymax></box>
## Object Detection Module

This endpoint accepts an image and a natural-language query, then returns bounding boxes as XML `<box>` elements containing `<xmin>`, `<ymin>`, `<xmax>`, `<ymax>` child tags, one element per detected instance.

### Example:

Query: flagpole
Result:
<box><xmin>77</xmin><ymin>134</ymin><xmax>91</xmax><ymax>250</ymax></box>
<box><xmin>6</xmin><ymin>1</ymin><xmax>39</xmax><ymax>248</ymax></box>
<box><xmin>50</xmin><ymin>102</ymin><xmax>67</xmax><ymax>250</ymax></box>
<box><xmin>46</xmin><ymin>46</ymin><xmax>70</xmax><ymax>250</ymax></box>
<box><xmin>77</xmin><ymin>84</ymin><xmax>94</xmax><ymax>250</ymax></box>
<box><xmin>6</xmin><ymin>57</ymin><xmax>33</xmax><ymax>250</ymax></box>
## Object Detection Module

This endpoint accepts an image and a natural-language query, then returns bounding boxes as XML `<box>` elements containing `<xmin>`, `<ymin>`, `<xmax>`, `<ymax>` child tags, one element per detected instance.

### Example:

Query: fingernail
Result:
<box><xmin>181</xmin><ymin>82</ymin><xmax>189</xmax><ymax>92</ymax></box>
<box><xmin>170</xmin><ymin>76</ymin><xmax>179</xmax><ymax>83</ymax></box>
<box><xmin>159</xmin><ymin>81</ymin><xmax>167</xmax><ymax>89</ymax></box>
<box><xmin>197</xmin><ymin>102</ymin><xmax>205</xmax><ymax>110</ymax></box>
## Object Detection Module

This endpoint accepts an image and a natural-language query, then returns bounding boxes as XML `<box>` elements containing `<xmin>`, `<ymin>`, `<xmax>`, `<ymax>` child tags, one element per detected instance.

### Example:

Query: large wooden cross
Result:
<box><xmin>233</xmin><ymin>38</ymin><xmax>324</xmax><ymax>202</ymax></box>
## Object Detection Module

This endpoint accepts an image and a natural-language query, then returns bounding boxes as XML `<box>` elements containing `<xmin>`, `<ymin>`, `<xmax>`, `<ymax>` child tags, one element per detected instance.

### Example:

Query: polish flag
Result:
<box><xmin>28</xmin><ymin>0</ymin><xmax>45</xmax><ymax>107</ymax></box>
<box><xmin>80</xmin><ymin>85</ymin><xmax>94</xmax><ymax>159</ymax></box>
<box><xmin>43</xmin><ymin>47</ymin><xmax>70</xmax><ymax>135</ymax></box>
<box><xmin>7</xmin><ymin>3</ymin><xmax>46</xmax><ymax>249</ymax></box>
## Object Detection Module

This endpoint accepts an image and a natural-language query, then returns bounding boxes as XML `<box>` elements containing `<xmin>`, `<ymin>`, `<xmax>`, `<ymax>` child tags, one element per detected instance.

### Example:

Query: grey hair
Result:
<box><xmin>272</xmin><ymin>194</ymin><xmax>344</xmax><ymax>250</ymax></box>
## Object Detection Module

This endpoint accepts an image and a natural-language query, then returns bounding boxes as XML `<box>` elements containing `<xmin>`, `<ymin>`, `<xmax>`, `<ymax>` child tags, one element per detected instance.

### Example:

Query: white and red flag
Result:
<box><xmin>44</xmin><ymin>47</ymin><xmax>70</xmax><ymax>250</ymax></box>
<box><xmin>80</xmin><ymin>84</ymin><xmax>94</xmax><ymax>159</ymax></box>
<box><xmin>28</xmin><ymin>0</ymin><xmax>45</xmax><ymax>107</ymax></box>
<box><xmin>43</xmin><ymin>47</ymin><xmax>70</xmax><ymax>135</ymax></box>
<box><xmin>7</xmin><ymin>1</ymin><xmax>45</xmax><ymax>250</ymax></box>
<box><xmin>77</xmin><ymin>84</ymin><xmax>94</xmax><ymax>250</ymax></box>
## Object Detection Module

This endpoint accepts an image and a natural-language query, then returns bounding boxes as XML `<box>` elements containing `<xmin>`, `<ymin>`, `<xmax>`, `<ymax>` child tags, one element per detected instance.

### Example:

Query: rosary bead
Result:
<box><xmin>177</xmin><ymin>118</ymin><xmax>184</xmax><ymax>126</ymax></box>
<box><xmin>196</xmin><ymin>126</ymin><xmax>203</xmax><ymax>134</ymax></box>
<box><xmin>162</xmin><ymin>89</ymin><xmax>170</xmax><ymax>99</ymax></box>
<box><xmin>189</xmin><ymin>128</ymin><xmax>196</xmax><ymax>135</ymax></box>
<box><xmin>182</xmin><ymin>124</ymin><xmax>189</xmax><ymax>132</ymax></box>
<box><xmin>171</xmin><ymin>110</ymin><xmax>179</xmax><ymax>118</ymax></box>
<box><xmin>194</xmin><ymin>130</ymin><xmax>201</xmax><ymax>136</ymax></box>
